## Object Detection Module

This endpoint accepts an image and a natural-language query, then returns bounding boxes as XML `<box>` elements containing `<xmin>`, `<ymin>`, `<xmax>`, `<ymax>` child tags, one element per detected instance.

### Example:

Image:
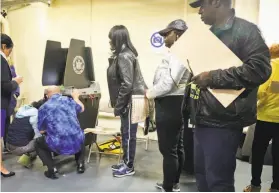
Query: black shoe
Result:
<box><xmin>77</xmin><ymin>163</ymin><xmax>85</xmax><ymax>174</ymax></box>
<box><xmin>1</xmin><ymin>171</ymin><xmax>15</xmax><ymax>178</ymax></box>
<box><xmin>44</xmin><ymin>169</ymin><xmax>58</xmax><ymax>179</ymax></box>
<box><xmin>156</xmin><ymin>182</ymin><xmax>180</xmax><ymax>192</ymax></box>
<box><xmin>3</xmin><ymin>147</ymin><xmax>11</xmax><ymax>154</ymax></box>
<box><xmin>111</xmin><ymin>161</ymin><xmax>125</xmax><ymax>171</ymax></box>
<box><xmin>29</xmin><ymin>154</ymin><xmax>37</xmax><ymax>162</ymax></box>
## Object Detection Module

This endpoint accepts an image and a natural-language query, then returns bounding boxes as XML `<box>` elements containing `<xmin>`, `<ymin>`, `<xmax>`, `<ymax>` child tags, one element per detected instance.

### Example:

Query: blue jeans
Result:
<box><xmin>120</xmin><ymin>108</ymin><xmax>138</xmax><ymax>168</ymax></box>
<box><xmin>194</xmin><ymin>127</ymin><xmax>241</xmax><ymax>192</ymax></box>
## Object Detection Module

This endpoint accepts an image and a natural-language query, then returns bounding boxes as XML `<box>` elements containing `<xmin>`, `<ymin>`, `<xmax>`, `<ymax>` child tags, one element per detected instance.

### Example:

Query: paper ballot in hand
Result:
<box><xmin>170</xmin><ymin>23</ymin><xmax>245</xmax><ymax>108</ymax></box>
<box><xmin>131</xmin><ymin>95</ymin><xmax>149</xmax><ymax>124</ymax></box>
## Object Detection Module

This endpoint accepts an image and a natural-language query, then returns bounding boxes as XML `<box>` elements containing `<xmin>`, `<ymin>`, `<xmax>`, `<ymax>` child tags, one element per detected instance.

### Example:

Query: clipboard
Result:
<box><xmin>170</xmin><ymin>23</ymin><xmax>245</xmax><ymax>108</ymax></box>
<box><xmin>131</xmin><ymin>95</ymin><xmax>149</xmax><ymax>124</ymax></box>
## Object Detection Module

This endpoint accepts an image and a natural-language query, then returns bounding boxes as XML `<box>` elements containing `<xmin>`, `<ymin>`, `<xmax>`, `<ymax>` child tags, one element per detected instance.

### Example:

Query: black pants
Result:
<box><xmin>194</xmin><ymin>127</ymin><xmax>241</xmax><ymax>192</ymax></box>
<box><xmin>251</xmin><ymin>120</ymin><xmax>279</xmax><ymax>190</ymax></box>
<box><xmin>4</xmin><ymin>115</ymin><xmax>11</xmax><ymax>147</ymax></box>
<box><xmin>120</xmin><ymin>107</ymin><xmax>138</xmax><ymax>168</ymax></box>
<box><xmin>155</xmin><ymin>96</ymin><xmax>185</xmax><ymax>192</ymax></box>
<box><xmin>183</xmin><ymin>123</ymin><xmax>194</xmax><ymax>174</ymax></box>
<box><xmin>35</xmin><ymin>136</ymin><xmax>85</xmax><ymax>170</ymax></box>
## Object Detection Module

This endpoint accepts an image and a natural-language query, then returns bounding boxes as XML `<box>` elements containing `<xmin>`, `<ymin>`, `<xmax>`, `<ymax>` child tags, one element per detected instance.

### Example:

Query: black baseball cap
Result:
<box><xmin>189</xmin><ymin>0</ymin><xmax>202</xmax><ymax>8</ymax></box>
<box><xmin>158</xmin><ymin>19</ymin><xmax>188</xmax><ymax>36</ymax></box>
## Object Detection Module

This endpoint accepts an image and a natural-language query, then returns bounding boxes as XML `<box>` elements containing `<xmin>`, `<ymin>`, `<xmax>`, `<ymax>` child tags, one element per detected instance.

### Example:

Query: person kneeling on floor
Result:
<box><xmin>36</xmin><ymin>86</ymin><xmax>85</xmax><ymax>179</ymax></box>
<box><xmin>6</xmin><ymin>99</ymin><xmax>46</xmax><ymax>168</ymax></box>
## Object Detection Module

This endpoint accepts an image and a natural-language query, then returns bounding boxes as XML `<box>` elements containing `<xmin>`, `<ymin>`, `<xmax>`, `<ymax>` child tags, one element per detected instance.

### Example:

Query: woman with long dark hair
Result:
<box><xmin>1</xmin><ymin>33</ymin><xmax>23</xmax><ymax>177</ymax></box>
<box><xmin>107</xmin><ymin>25</ymin><xmax>147</xmax><ymax>178</ymax></box>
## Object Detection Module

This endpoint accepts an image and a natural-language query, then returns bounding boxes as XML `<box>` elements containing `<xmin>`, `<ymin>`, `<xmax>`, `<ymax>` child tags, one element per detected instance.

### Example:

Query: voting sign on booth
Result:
<box><xmin>170</xmin><ymin>23</ymin><xmax>245</xmax><ymax>108</ymax></box>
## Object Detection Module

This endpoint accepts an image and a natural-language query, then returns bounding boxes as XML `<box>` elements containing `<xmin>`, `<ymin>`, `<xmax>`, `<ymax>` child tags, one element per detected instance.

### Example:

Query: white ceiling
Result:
<box><xmin>1</xmin><ymin>0</ymin><xmax>53</xmax><ymax>10</ymax></box>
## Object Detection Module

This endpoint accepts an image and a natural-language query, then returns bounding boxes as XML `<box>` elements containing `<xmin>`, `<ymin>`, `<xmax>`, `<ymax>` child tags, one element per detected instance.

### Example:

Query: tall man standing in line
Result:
<box><xmin>185</xmin><ymin>0</ymin><xmax>271</xmax><ymax>191</ymax></box>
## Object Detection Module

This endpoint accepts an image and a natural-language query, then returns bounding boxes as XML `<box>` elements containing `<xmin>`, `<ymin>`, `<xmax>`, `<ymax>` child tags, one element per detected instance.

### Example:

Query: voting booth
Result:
<box><xmin>42</xmin><ymin>39</ymin><xmax>101</xmax><ymax>146</ymax></box>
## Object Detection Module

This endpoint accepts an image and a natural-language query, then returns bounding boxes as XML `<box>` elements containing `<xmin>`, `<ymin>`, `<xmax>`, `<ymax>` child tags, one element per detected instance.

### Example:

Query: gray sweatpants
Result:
<box><xmin>7</xmin><ymin>140</ymin><xmax>36</xmax><ymax>156</ymax></box>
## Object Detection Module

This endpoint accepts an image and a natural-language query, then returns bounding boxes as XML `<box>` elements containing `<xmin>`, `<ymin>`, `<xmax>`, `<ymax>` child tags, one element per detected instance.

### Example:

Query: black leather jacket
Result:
<box><xmin>107</xmin><ymin>47</ymin><xmax>147</xmax><ymax>116</ymax></box>
<box><xmin>184</xmin><ymin>11</ymin><xmax>271</xmax><ymax>129</ymax></box>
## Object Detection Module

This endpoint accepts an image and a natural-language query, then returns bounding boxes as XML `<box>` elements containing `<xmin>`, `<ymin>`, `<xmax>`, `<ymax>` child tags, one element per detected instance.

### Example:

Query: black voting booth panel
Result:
<box><xmin>42</xmin><ymin>41</ymin><xmax>67</xmax><ymax>86</ymax></box>
<box><xmin>64</xmin><ymin>40</ymin><xmax>91</xmax><ymax>88</ymax></box>
<box><xmin>42</xmin><ymin>39</ymin><xmax>95</xmax><ymax>87</ymax></box>
<box><xmin>78</xmin><ymin>95</ymin><xmax>100</xmax><ymax>146</ymax></box>
<box><xmin>42</xmin><ymin>39</ymin><xmax>100</xmax><ymax>146</ymax></box>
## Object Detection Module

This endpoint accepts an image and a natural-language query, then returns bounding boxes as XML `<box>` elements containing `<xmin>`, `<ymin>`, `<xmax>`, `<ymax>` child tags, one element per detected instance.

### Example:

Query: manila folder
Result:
<box><xmin>170</xmin><ymin>24</ymin><xmax>245</xmax><ymax>108</ymax></box>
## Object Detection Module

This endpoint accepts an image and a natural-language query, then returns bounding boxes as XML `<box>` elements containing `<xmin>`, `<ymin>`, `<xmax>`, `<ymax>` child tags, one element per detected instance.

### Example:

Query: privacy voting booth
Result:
<box><xmin>42</xmin><ymin>39</ymin><xmax>101</xmax><ymax>146</ymax></box>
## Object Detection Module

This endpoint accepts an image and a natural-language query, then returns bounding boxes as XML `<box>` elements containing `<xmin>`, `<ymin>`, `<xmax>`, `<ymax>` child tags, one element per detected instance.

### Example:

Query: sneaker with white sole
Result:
<box><xmin>173</xmin><ymin>183</ymin><xmax>181</xmax><ymax>192</ymax></box>
<box><xmin>111</xmin><ymin>161</ymin><xmax>125</xmax><ymax>171</ymax></box>
<box><xmin>113</xmin><ymin>164</ymin><xmax>135</xmax><ymax>178</ymax></box>
<box><xmin>156</xmin><ymin>182</ymin><xmax>181</xmax><ymax>192</ymax></box>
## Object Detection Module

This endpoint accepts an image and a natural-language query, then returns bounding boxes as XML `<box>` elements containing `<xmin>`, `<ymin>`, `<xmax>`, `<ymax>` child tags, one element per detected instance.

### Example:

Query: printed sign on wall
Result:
<box><xmin>150</xmin><ymin>32</ymin><xmax>164</xmax><ymax>48</ymax></box>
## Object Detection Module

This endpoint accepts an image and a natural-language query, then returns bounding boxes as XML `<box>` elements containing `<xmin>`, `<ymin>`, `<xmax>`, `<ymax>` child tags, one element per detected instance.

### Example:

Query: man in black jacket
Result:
<box><xmin>185</xmin><ymin>0</ymin><xmax>271</xmax><ymax>191</ymax></box>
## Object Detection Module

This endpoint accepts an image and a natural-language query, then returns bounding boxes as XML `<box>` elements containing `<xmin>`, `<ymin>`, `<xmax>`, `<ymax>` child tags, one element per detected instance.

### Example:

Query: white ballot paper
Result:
<box><xmin>131</xmin><ymin>95</ymin><xmax>149</xmax><ymax>124</ymax></box>
<box><xmin>170</xmin><ymin>23</ymin><xmax>245</xmax><ymax>108</ymax></box>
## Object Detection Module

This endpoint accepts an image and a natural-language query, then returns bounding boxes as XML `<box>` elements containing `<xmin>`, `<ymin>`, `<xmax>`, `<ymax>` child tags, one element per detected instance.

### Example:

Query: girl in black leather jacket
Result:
<box><xmin>107</xmin><ymin>25</ymin><xmax>147</xmax><ymax>178</ymax></box>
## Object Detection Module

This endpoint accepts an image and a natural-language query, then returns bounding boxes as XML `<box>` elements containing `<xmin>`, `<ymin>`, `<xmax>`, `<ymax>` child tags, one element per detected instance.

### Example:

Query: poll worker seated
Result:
<box><xmin>35</xmin><ymin>86</ymin><xmax>85</xmax><ymax>179</ymax></box>
<box><xmin>6</xmin><ymin>99</ymin><xmax>46</xmax><ymax>167</ymax></box>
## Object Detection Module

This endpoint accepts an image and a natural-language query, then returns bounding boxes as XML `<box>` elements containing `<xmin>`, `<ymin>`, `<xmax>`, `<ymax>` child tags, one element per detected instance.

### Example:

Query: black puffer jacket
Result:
<box><xmin>185</xmin><ymin>11</ymin><xmax>271</xmax><ymax>129</ymax></box>
<box><xmin>107</xmin><ymin>47</ymin><xmax>147</xmax><ymax>116</ymax></box>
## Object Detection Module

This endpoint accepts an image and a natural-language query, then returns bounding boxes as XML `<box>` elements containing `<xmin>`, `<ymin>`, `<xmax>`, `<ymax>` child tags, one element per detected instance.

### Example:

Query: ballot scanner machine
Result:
<box><xmin>42</xmin><ymin>39</ymin><xmax>101</xmax><ymax>146</ymax></box>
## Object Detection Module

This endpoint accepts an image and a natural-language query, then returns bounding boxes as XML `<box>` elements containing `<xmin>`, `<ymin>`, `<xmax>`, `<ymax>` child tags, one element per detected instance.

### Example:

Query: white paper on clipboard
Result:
<box><xmin>131</xmin><ymin>95</ymin><xmax>149</xmax><ymax>124</ymax></box>
<box><xmin>170</xmin><ymin>23</ymin><xmax>245</xmax><ymax>108</ymax></box>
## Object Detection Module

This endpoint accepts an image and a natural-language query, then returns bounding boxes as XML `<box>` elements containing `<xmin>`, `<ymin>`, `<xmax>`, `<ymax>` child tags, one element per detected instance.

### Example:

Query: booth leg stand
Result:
<box><xmin>87</xmin><ymin>143</ymin><xmax>94</xmax><ymax>163</ymax></box>
<box><xmin>145</xmin><ymin>136</ymin><xmax>149</xmax><ymax>151</ymax></box>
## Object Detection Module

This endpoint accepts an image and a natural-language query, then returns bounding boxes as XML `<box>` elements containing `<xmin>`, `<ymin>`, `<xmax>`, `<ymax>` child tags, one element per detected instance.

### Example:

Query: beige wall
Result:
<box><xmin>7</xmin><ymin>0</ymin><xmax>186</xmax><ymax>109</ymax></box>
<box><xmin>1</xmin><ymin>15</ymin><xmax>10</xmax><ymax>35</ymax></box>
<box><xmin>259</xmin><ymin>0</ymin><xmax>279</xmax><ymax>46</ymax></box>
<box><xmin>234</xmin><ymin>0</ymin><xmax>260</xmax><ymax>24</ymax></box>
<box><xmin>7</xmin><ymin>0</ymin><xmax>278</xmax><ymax>110</ymax></box>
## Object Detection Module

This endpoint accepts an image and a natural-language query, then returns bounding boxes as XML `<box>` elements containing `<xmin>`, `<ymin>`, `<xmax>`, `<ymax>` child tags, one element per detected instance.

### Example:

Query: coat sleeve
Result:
<box><xmin>257</xmin><ymin>61</ymin><xmax>275</xmax><ymax>100</ymax></box>
<box><xmin>1</xmin><ymin>59</ymin><xmax>18</xmax><ymax>94</ymax></box>
<box><xmin>114</xmin><ymin>54</ymin><xmax>134</xmax><ymax>116</ymax></box>
<box><xmin>38</xmin><ymin>107</ymin><xmax>46</xmax><ymax>131</ymax></box>
<box><xmin>146</xmin><ymin>56</ymin><xmax>187</xmax><ymax>99</ymax></box>
<box><xmin>10</xmin><ymin>65</ymin><xmax>20</xmax><ymax>97</ymax></box>
<box><xmin>30</xmin><ymin>113</ymin><xmax>42</xmax><ymax>139</ymax></box>
<box><xmin>209</xmin><ymin>25</ymin><xmax>271</xmax><ymax>90</ymax></box>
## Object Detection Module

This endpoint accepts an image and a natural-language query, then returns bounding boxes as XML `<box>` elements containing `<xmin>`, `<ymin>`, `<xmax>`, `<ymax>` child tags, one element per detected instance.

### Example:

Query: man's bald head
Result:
<box><xmin>45</xmin><ymin>86</ymin><xmax>61</xmax><ymax>98</ymax></box>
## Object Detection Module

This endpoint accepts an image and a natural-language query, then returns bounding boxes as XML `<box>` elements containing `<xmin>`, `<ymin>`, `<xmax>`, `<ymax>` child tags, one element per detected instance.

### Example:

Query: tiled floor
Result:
<box><xmin>1</xmin><ymin>139</ymin><xmax>272</xmax><ymax>192</ymax></box>
<box><xmin>1</xmin><ymin>117</ymin><xmax>273</xmax><ymax>192</ymax></box>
